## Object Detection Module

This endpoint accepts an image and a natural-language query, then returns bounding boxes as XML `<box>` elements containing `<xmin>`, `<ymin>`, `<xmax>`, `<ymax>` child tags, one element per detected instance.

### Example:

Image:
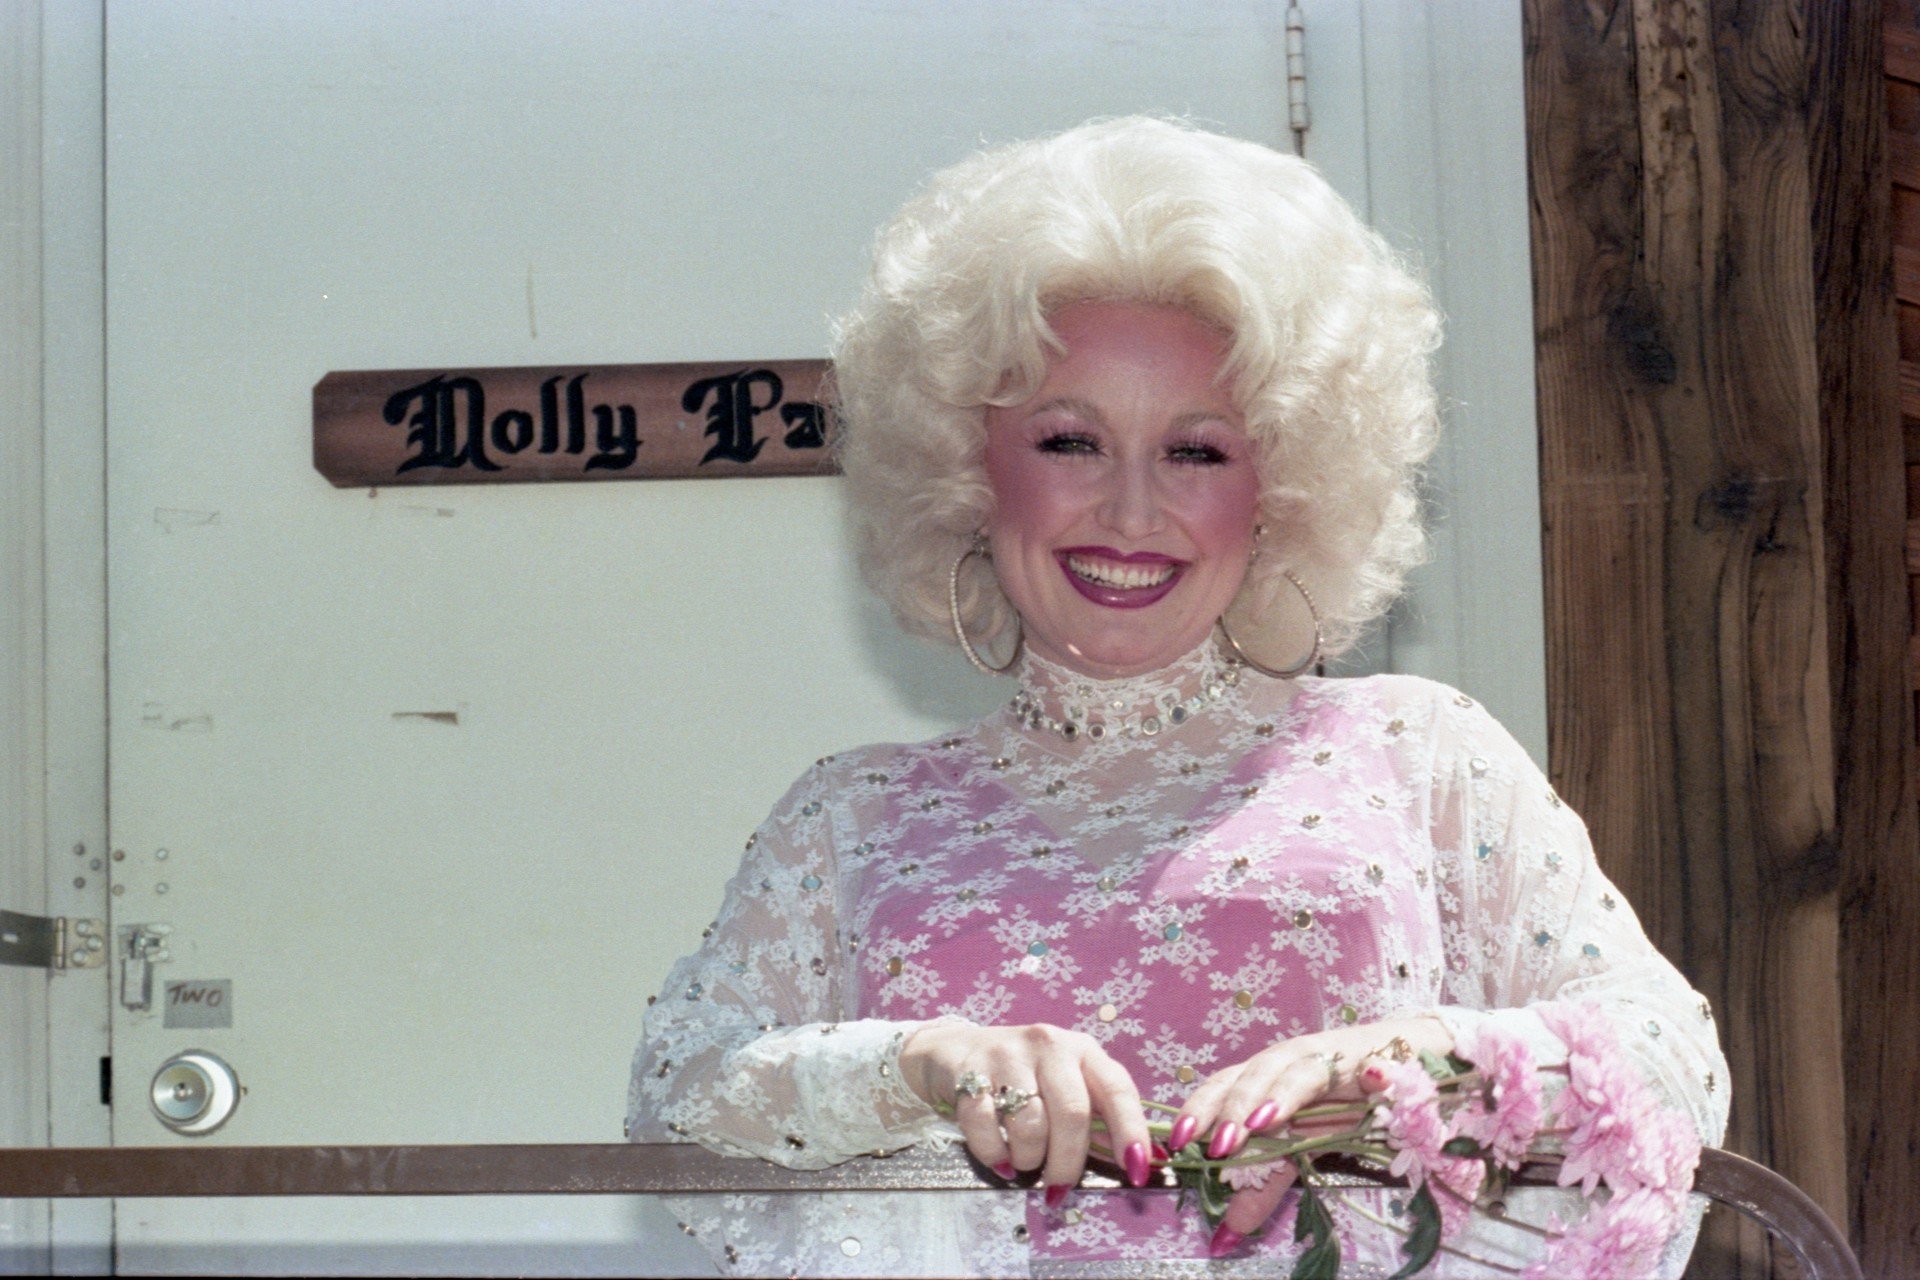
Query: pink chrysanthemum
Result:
<box><xmin>1616</xmin><ymin>1103</ymin><xmax>1704</xmax><ymax>1203</ymax></box>
<box><xmin>1453</xmin><ymin>1023</ymin><xmax>1545</xmax><ymax>1170</ymax></box>
<box><xmin>1538</xmin><ymin>1002</ymin><xmax>1666</xmax><ymax>1197</ymax></box>
<box><xmin>1220</xmin><ymin>1158</ymin><xmax>1291</xmax><ymax>1191</ymax></box>
<box><xmin>1520</xmin><ymin>1189</ymin><xmax>1679</xmax><ymax>1280</ymax></box>
<box><xmin>1426</xmin><ymin>1153</ymin><xmax>1486</xmax><ymax>1240</ymax></box>
<box><xmin>1537</xmin><ymin>999</ymin><xmax>1616</xmax><ymax>1061</ymax></box>
<box><xmin>1530</xmin><ymin>998</ymin><xmax>1704</xmax><ymax>1274</ymax></box>
<box><xmin>1373</xmin><ymin>1058</ymin><xmax>1448</xmax><ymax>1190</ymax></box>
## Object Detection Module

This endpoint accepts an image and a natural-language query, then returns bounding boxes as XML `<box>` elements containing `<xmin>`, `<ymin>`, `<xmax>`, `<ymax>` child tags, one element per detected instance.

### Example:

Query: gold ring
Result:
<box><xmin>1360</xmin><ymin>1037</ymin><xmax>1415</xmax><ymax>1078</ymax></box>
<box><xmin>994</xmin><ymin>1085</ymin><xmax>1037</xmax><ymax>1118</ymax></box>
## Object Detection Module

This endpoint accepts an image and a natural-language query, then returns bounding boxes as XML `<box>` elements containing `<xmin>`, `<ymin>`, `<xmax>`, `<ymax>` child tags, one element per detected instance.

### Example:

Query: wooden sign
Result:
<box><xmin>312</xmin><ymin>360</ymin><xmax>833</xmax><ymax>487</ymax></box>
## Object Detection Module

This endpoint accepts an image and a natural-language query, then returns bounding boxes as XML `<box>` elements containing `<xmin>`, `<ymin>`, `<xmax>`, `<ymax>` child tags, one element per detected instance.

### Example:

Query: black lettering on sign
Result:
<box><xmin>683</xmin><ymin>369</ymin><xmax>778</xmax><ymax>465</ymax></box>
<box><xmin>314</xmin><ymin>358</ymin><xmax>835</xmax><ymax>487</ymax></box>
<box><xmin>679</xmin><ymin>369</ymin><xmax>828</xmax><ymax>465</ymax></box>
<box><xmin>388</xmin><ymin>375</ymin><xmax>502</xmax><ymax>474</ymax></box>
<box><xmin>386</xmin><ymin>372</ymin><xmax>644</xmax><ymax>476</ymax></box>
<box><xmin>781</xmin><ymin>401</ymin><xmax>827</xmax><ymax>450</ymax></box>
<box><xmin>162</xmin><ymin>979</ymin><xmax>233</xmax><ymax>1029</ymax></box>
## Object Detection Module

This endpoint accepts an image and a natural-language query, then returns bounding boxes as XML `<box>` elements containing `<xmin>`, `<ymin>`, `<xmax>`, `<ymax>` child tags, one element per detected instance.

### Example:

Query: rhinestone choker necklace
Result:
<box><xmin>1009</xmin><ymin>645</ymin><xmax>1247</xmax><ymax>743</ymax></box>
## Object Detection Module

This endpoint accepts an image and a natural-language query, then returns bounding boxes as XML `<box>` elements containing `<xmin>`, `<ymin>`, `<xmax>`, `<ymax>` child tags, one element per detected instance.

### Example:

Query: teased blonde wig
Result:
<box><xmin>832</xmin><ymin>116</ymin><xmax>1440</xmax><ymax>664</ymax></box>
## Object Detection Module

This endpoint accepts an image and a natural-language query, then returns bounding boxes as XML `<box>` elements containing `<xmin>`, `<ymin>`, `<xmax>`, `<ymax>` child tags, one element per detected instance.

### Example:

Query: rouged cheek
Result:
<box><xmin>983</xmin><ymin>439</ymin><xmax>1100</xmax><ymax>531</ymax></box>
<box><xmin>1160</xmin><ymin>472</ymin><xmax>1262</xmax><ymax>546</ymax></box>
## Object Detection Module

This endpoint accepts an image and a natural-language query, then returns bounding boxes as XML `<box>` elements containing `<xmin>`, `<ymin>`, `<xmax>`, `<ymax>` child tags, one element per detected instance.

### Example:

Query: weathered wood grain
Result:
<box><xmin>1892</xmin><ymin>132</ymin><xmax>1920</xmax><ymax>189</ymax></box>
<box><xmin>1818</xmin><ymin>5</ymin><xmax>1920</xmax><ymax>1274</ymax></box>
<box><xmin>1525</xmin><ymin>0</ymin><xmax>1884</xmax><ymax>1273</ymax></box>
<box><xmin>1888</xmin><ymin>22</ymin><xmax>1920</xmax><ymax>82</ymax></box>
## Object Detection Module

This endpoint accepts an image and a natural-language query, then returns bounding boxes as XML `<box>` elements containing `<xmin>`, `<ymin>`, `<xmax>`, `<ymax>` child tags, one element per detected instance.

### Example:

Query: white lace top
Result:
<box><xmin>626</xmin><ymin>643</ymin><xmax>1729</xmax><ymax>1277</ymax></box>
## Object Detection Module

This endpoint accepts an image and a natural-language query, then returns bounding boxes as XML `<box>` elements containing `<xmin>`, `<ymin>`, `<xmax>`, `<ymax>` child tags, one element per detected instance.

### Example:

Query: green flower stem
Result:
<box><xmin>1291</xmin><ymin>1100</ymin><xmax>1375</xmax><ymax>1123</ymax></box>
<box><xmin>1142</xmin><ymin>1097</ymin><xmax>1379</xmax><ymax>1126</ymax></box>
<box><xmin>1339</xmin><ymin>1198</ymin><xmax>1529</xmax><ymax>1277</ymax></box>
<box><xmin>1471</xmin><ymin>1206</ymin><xmax>1560</xmax><ymax>1242</ymax></box>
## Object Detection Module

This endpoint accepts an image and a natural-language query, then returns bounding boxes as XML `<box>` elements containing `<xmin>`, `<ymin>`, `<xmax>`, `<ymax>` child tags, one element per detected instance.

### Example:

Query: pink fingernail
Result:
<box><xmin>1209</xmin><ymin>1223</ymin><xmax>1246</xmax><ymax>1258</ymax></box>
<box><xmin>1245</xmin><ymin>1100</ymin><xmax>1280</xmax><ymax>1132</ymax></box>
<box><xmin>1150</xmin><ymin>1142</ymin><xmax>1171</xmax><ymax>1163</ymax></box>
<box><xmin>1361</xmin><ymin>1064</ymin><xmax>1387</xmax><ymax>1089</ymax></box>
<box><xmin>1044</xmin><ymin>1183</ymin><xmax>1070</xmax><ymax>1209</ymax></box>
<box><xmin>1206</xmin><ymin>1121</ymin><xmax>1242</xmax><ymax>1160</ymax></box>
<box><xmin>993</xmin><ymin>1161</ymin><xmax>1018</xmax><ymax>1180</ymax></box>
<box><xmin>1123</xmin><ymin>1141</ymin><xmax>1149</xmax><ymax>1188</ymax></box>
<box><xmin>1169</xmin><ymin>1115</ymin><xmax>1199</xmax><ymax>1150</ymax></box>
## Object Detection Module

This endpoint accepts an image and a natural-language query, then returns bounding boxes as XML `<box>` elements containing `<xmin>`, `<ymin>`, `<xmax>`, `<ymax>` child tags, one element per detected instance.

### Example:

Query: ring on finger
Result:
<box><xmin>1359</xmin><ymin>1036</ymin><xmax>1414</xmax><ymax>1077</ymax></box>
<box><xmin>993</xmin><ymin>1085</ymin><xmax>1037</xmax><ymax>1118</ymax></box>
<box><xmin>1311</xmin><ymin>1050</ymin><xmax>1342</xmax><ymax>1091</ymax></box>
<box><xmin>956</xmin><ymin>1070</ymin><xmax>992</xmax><ymax>1100</ymax></box>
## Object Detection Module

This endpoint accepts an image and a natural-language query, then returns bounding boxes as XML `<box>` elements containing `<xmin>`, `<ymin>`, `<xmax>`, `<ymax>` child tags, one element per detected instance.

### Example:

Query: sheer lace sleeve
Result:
<box><xmin>625</xmin><ymin>763</ymin><xmax>964</xmax><ymax>1169</ymax></box>
<box><xmin>1414</xmin><ymin>685</ymin><xmax>1730</xmax><ymax>1148</ymax></box>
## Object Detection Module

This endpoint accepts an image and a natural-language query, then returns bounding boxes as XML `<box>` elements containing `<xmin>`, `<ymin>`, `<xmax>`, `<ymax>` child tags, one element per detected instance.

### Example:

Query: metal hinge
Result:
<box><xmin>1286</xmin><ymin>3</ymin><xmax>1310</xmax><ymax>146</ymax></box>
<box><xmin>0</xmin><ymin>909</ymin><xmax>107</xmax><ymax>971</ymax></box>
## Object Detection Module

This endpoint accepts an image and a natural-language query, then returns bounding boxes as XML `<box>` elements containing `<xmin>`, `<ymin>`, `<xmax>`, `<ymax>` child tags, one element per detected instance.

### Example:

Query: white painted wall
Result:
<box><xmin>1354</xmin><ymin>0</ymin><xmax>1546</xmax><ymax>756</ymax></box>
<box><xmin>95</xmin><ymin>3</ymin><xmax>1343</xmax><ymax>1273</ymax></box>
<box><xmin>3</xmin><ymin>2</ymin><xmax>114</xmax><ymax>1275</ymax></box>
<box><xmin>1</xmin><ymin>5</ymin><xmax>54</xmax><ymax>1268</ymax></box>
<box><xmin>0</xmin><ymin>1</ymin><xmax>1542</xmax><ymax>1273</ymax></box>
<box><xmin>1304</xmin><ymin>0</ymin><xmax>1545</xmax><ymax>756</ymax></box>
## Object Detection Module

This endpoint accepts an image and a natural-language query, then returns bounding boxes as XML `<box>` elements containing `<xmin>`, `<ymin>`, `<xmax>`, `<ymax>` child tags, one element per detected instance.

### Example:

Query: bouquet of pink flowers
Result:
<box><xmin>1145</xmin><ymin>1001</ymin><xmax>1703</xmax><ymax>1279</ymax></box>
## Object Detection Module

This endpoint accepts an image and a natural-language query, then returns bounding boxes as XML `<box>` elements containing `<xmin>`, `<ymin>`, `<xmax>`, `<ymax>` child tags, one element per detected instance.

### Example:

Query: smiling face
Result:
<box><xmin>982</xmin><ymin>301</ymin><xmax>1263</xmax><ymax>679</ymax></box>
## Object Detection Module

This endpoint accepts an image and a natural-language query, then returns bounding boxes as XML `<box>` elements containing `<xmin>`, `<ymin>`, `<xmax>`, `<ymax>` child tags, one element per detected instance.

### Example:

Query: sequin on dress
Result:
<box><xmin>627</xmin><ymin>642</ymin><xmax>1729</xmax><ymax>1277</ymax></box>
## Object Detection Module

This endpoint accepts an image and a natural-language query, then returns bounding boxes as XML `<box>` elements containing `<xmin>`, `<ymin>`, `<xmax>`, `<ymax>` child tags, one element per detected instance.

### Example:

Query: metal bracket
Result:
<box><xmin>1286</xmin><ymin>2</ymin><xmax>1310</xmax><ymax>146</ymax></box>
<box><xmin>119</xmin><ymin>924</ymin><xmax>173</xmax><ymax>1011</ymax></box>
<box><xmin>0</xmin><ymin>909</ymin><xmax>106</xmax><ymax>971</ymax></box>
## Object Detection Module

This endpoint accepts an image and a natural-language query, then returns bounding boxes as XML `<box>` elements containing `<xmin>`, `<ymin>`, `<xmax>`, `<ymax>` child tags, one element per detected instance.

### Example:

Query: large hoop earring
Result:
<box><xmin>949</xmin><ymin>536</ymin><xmax>1022</xmax><ymax>676</ymax></box>
<box><xmin>1217</xmin><ymin>568</ymin><xmax>1322</xmax><ymax>679</ymax></box>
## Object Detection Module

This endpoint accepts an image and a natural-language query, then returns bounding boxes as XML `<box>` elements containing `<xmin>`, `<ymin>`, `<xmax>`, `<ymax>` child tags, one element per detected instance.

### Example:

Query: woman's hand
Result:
<box><xmin>899</xmin><ymin>1021</ymin><xmax>1155</xmax><ymax>1198</ymax></box>
<box><xmin>1172</xmin><ymin>1015</ymin><xmax>1453</xmax><ymax>1255</ymax></box>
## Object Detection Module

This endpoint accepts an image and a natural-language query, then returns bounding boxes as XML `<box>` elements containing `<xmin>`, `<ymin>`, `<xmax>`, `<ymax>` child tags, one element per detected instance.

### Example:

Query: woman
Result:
<box><xmin>627</xmin><ymin>117</ymin><xmax>1728</xmax><ymax>1277</ymax></box>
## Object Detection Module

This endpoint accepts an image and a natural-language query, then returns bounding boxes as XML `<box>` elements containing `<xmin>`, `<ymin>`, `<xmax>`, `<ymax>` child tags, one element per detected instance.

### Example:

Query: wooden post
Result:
<box><xmin>1814</xmin><ymin>5</ymin><xmax>1920</xmax><ymax>1276</ymax></box>
<box><xmin>1525</xmin><ymin>0</ymin><xmax>1917</xmax><ymax>1273</ymax></box>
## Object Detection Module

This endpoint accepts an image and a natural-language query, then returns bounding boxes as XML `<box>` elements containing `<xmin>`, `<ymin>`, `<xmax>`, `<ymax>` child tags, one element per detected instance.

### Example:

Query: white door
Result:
<box><xmin>94</xmin><ymin>2</ymin><xmax>1534</xmax><ymax>1274</ymax></box>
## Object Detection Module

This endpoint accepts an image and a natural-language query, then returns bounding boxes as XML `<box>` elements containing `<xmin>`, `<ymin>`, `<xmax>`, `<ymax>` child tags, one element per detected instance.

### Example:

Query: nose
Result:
<box><xmin>1097</xmin><ymin>456</ymin><xmax>1166</xmax><ymax>541</ymax></box>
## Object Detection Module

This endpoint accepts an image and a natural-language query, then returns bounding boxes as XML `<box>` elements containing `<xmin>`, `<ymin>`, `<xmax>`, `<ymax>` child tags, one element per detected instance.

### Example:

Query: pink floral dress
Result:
<box><xmin>628</xmin><ymin>644</ymin><xmax>1727</xmax><ymax>1277</ymax></box>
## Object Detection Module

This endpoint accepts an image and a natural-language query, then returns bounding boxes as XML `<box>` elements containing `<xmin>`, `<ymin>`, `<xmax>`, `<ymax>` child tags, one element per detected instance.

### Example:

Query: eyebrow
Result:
<box><xmin>1169</xmin><ymin>409</ymin><xmax>1237</xmax><ymax>432</ymax></box>
<box><xmin>1029</xmin><ymin>397</ymin><xmax>1106</xmax><ymax>424</ymax></box>
<box><xmin>1028</xmin><ymin>399</ymin><xmax>1236</xmax><ymax>432</ymax></box>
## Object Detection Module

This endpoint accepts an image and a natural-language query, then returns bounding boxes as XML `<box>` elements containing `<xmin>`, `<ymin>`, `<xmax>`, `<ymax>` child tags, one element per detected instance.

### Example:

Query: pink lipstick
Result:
<box><xmin>1056</xmin><ymin>546</ymin><xmax>1185</xmax><ymax>609</ymax></box>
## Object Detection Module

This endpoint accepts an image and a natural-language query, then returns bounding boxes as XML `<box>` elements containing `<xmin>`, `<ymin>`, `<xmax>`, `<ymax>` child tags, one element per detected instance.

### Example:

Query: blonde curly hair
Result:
<box><xmin>832</xmin><ymin>116</ymin><xmax>1440</xmax><ymax>663</ymax></box>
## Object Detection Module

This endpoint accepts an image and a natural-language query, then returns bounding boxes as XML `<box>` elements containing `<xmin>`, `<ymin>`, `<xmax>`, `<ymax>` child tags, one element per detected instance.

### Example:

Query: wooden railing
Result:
<box><xmin>0</xmin><ymin>1144</ymin><xmax>1860</xmax><ymax>1279</ymax></box>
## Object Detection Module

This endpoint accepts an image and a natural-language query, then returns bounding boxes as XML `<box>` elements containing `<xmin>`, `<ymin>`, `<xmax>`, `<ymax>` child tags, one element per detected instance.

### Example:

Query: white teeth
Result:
<box><xmin>1066</xmin><ymin>555</ymin><xmax>1177</xmax><ymax>590</ymax></box>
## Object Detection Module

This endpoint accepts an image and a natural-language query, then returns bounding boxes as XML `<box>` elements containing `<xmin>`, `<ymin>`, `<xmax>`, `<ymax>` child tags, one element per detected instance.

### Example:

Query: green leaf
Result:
<box><xmin>1199</xmin><ymin>1166</ymin><xmax>1230</xmax><ymax>1224</ymax></box>
<box><xmin>1441</xmin><ymin>1136</ymin><xmax>1481</xmax><ymax>1157</ymax></box>
<box><xmin>1288</xmin><ymin>1183</ymin><xmax>1342</xmax><ymax>1280</ymax></box>
<box><xmin>1387</xmin><ymin>1185</ymin><xmax>1442</xmax><ymax>1279</ymax></box>
<box><xmin>1173</xmin><ymin>1159</ymin><xmax>1231</xmax><ymax>1228</ymax></box>
<box><xmin>1417</xmin><ymin>1050</ymin><xmax>1454</xmax><ymax>1080</ymax></box>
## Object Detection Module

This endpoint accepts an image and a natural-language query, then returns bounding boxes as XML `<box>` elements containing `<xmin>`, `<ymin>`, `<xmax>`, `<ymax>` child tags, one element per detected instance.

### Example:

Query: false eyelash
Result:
<box><xmin>1167</xmin><ymin>439</ymin><xmax>1231</xmax><ymax>465</ymax></box>
<box><xmin>1036</xmin><ymin>431</ymin><xmax>1101</xmax><ymax>455</ymax></box>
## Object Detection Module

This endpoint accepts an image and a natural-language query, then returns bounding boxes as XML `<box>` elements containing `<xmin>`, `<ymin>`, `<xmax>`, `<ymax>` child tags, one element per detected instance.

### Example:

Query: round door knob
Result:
<box><xmin>149</xmin><ymin>1050</ymin><xmax>240</xmax><ymax>1135</ymax></box>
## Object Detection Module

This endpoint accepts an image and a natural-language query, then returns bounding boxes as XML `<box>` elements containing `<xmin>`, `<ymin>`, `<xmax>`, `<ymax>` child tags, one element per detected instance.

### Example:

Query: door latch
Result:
<box><xmin>0</xmin><ymin>909</ymin><xmax>106</xmax><ymax>971</ymax></box>
<box><xmin>119</xmin><ymin>923</ymin><xmax>173</xmax><ymax>1011</ymax></box>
